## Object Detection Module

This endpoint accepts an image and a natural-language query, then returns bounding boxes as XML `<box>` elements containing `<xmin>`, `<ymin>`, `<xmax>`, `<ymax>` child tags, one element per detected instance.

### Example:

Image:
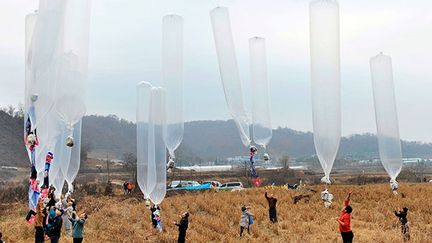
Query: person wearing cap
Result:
<box><xmin>173</xmin><ymin>211</ymin><xmax>189</xmax><ymax>243</ymax></box>
<box><xmin>336</xmin><ymin>191</ymin><xmax>354</xmax><ymax>243</ymax></box>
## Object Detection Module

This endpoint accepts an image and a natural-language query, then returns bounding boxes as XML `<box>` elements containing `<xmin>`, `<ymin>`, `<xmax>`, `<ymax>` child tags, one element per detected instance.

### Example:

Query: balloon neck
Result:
<box><xmin>67</xmin><ymin>182</ymin><xmax>74</xmax><ymax>193</ymax></box>
<box><xmin>169</xmin><ymin>152</ymin><xmax>175</xmax><ymax>160</ymax></box>
<box><xmin>66</xmin><ymin>124</ymin><xmax>74</xmax><ymax>135</ymax></box>
<box><xmin>321</xmin><ymin>176</ymin><xmax>331</xmax><ymax>185</ymax></box>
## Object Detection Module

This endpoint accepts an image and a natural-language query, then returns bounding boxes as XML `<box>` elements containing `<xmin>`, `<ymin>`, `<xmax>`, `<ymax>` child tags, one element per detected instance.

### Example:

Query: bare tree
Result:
<box><xmin>80</xmin><ymin>142</ymin><xmax>93</xmax><ymax>162</ymax></box>
<box><xmin>279</xmin><ymin>155</ymin><xmax>290</xmax><ymax>169</ymax></box>
<box><xmin>122</xmin><ymin>152</ymin><xmax>137</xmax><ymax>183</ymax></box>
<box><xmin>6</xmin><ymin>105</ymin><xmax>15</xmax><ymax>117</ymax></box>
<box><xmin>15</xmin><ymin>103</ymin><xmax>24</xmax><ymax>118</ymax></box>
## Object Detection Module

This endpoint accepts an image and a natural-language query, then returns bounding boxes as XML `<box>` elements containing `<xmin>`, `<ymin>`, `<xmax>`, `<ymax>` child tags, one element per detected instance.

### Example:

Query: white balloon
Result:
<box><xmin>55</xmin><ymin>0</ymin><xmax>91</xmax><ymax>136</ymax></box>
<box><xmin>370</xmin><ymin>53</ymin><xmax>402</xmax><ymax>184</ymax></box>
<box><xmin>136</xmin><ymin>82</ymin><xmax>156</xmax><ymax>198</ymax></box>
<box><xmin>149</xmin><ymin>88</ymin><xmax>167</xmax><ymax>205</ymax></box>
<box><xmin>249</xmin><ymin>37</ymin><xmax>272</xmax><ymax>149</ymax></box>
<box><xmin>210</xmin><ymin>7</ymin><xmax>251</xmax><ymax>147</ymax></box>
<box><xmin>162</xmin><ymin>14</ymin><xmax>184</xmax><ymax>159</ymax></box>
<box><xmin>27</xmin><ymin>0</ymin><xmax>67</xmax><ymax>130</ymax></box>
<box><xmin>310</xmin><ymin>0</ymin><xmax>341</xmax><ymax>184</ymax></box>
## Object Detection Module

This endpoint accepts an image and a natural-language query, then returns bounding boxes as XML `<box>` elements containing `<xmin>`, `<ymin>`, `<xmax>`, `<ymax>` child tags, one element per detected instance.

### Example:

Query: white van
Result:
<box><xmin>219</xmin><ymin>182</ymin><xmax>244</xmax><ymax>191</ymax></box>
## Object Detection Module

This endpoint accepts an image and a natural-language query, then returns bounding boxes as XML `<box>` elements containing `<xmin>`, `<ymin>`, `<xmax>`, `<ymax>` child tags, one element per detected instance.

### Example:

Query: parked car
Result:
<box><xmin>168</xmin><ymin>180</ymin><xmax>200</xmax><ymax>189</ymax></box>
<box><xmin>202</xmin><ymin>181</ymin><xmax>222</xmax><ymax>188</ymax></box>
<box><xmin>218</xmin><ymin>182</ymin><xmax>244</xmax><ymax>191</ymax></box>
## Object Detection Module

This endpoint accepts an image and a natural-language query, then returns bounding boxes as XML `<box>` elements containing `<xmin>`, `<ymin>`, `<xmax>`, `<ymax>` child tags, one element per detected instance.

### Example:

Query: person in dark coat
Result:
<box><xmin>395</xmin><ymin>207</ymin><xmax>410</xmax><ymax>242</ymax></box>
<box><xmin>49</xmin><ymin>208</ymin><xmax>63</xmax><ymax>243</ymax></box>
<box><xmin>173</xmin><ymin>212</ymin><xmax>189</xmax><ymax>243</ymax></box>
<box><xmin>265</xmin><ymin>192</ymin><xmax>277</xmax><ymax>223</ymax></box>
<box><xmin>150</xmin><ymin>204</ymin><xmax>160</xmax><ymax>228</ymax></box>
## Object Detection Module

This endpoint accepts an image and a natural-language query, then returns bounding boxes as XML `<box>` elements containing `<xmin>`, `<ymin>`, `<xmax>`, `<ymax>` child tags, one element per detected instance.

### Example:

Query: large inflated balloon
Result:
<box><xmin>210</xmin><ymin>7</ymin><xmax>251</xmax><ymax>147</ymax></box>
<box><xmin>162</xmin><ymin>14</ymin><xmax>184</xmax><ymax>159</ymax></box>
<box><xmin>55</xmin><ymin>0</ymin><xmax>91</xmax><ymax>137</ymax></box>
<box><xmin>370</xmin><ymin>53</ymin><xmax>402</xmax><ymax>185</ymax></box>
<box><xmin>149</xmin><ymin>88</ymin><xmax>167</xmax><ymax>205</ymax></box>
<box><xmin>137</xmin><ymin>82</ymin><xmax>156</xmax><ymax>198</ymax></box>
<box><xmin>249</xmin><ymin>37</ymin><xmax>272</xmax><ymax>149</ymax></box>
<box><xmin>310</xmin><ymin>0</ymin><xmax>341</xmax><ymax>184</ymax></box>
<box><xmin>27</xmin><ymin>0</ymin><xmax>67</xmax><ymax>130</ymax></box>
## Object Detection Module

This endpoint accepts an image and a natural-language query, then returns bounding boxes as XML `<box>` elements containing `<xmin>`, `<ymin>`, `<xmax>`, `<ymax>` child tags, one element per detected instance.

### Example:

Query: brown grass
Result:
<box><xmin>1</xmin><ymin>183</ymin><xmax>432</xmax><ymax>242</ymax></box>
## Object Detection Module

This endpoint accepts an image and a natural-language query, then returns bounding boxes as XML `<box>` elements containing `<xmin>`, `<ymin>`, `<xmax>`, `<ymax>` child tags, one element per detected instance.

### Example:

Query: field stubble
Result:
<box><xmin>0</xmin><ymin>183</ymin><xmax>431</xmax><ymax>242</ymax></box>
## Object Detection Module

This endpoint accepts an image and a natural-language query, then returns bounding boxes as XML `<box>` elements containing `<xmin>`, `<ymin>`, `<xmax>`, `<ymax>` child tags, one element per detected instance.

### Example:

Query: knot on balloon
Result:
<box><xmin>263</xmin><ymin>153</ymin><xmax>270</xmax><ymax>161</ymax></box>
<box><xmin>30</xmin><ymin>93</ymin><xmax>39</xmax><ymax>102</ymax></box>
<box><xmin>321</xmin><ymin>176</ymin><xmax>331</xmax><ymax>184</ymax></box>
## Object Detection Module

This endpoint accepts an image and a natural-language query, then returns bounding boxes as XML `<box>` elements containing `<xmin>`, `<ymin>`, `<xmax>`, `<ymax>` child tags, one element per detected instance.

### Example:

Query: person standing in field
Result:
<box><xmin>63</xmin><ymin>202</ymin><xmax>74</xmax><ymax>236</ymax></box>
<box><xmin>239</xmin><ymin>206</ymin><xmax>253</xmax><ymax>237</ymax></box>
<box><xmin>336</xmin><ymin>191</ymin><xmax>354</xmax><ymax>243</ymax></box>
<box><xmin>265</xmin><ymin>192</ymin><xmax>277</xmax><ymax>223</ymax></box>
<box><xmin>394</xmin><ymin>207</ymin><xmax>410</xmax><ymax>242</ymax></box>
<box><xmin>150</xmin><ymin>204</ymin><xmax>160</xmax><ymax>229</ymax></box>
<box><xmin>34</xmin><ymin>198</ymin><xmax>45</xmax><ymax>243</ymax></box>
<box><xmin>173</xmin><ymin>212</ymin><xmax>189</xmax><ymax>243</ymax></box>
<box><xmin>69</xmin><ymin>212</ymin><xmax>87</xmax><ymax>243</ymax></box>
<box><xmin>49</xmin><ymin>208</ymin><xmax>63</xmax><ymax>243</ymax></box>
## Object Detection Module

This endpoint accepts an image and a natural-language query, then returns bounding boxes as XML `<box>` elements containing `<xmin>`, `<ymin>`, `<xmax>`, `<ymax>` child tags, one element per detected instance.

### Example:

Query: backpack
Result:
<box><xmin>248</xmin><ymin>214</ymin><xmax>254</xmax><ymax>225</ymax></box>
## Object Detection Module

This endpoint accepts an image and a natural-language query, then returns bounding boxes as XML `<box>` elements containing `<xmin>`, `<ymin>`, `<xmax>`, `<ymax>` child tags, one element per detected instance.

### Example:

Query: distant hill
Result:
<box><xmin>1</xmin><ymin>111</ymin><xmax>432</xmax><ymax>167</ymax></box>
<box><xmin>0</xmin><ymin>111</ymin><xmax>27</xmax><ymax>167</ymax></box>
<box><xmin>81</xmin><ymin>115</ymin><xmax>432</xmax><ymax>163</ymax></box>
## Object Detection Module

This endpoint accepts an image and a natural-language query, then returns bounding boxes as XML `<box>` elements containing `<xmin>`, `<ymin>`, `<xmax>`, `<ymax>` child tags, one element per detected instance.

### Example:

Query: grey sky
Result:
<box><xmin>1</xmin><ymin>0</ymin><xmax>432</xmax><ymax>142</ymax></box>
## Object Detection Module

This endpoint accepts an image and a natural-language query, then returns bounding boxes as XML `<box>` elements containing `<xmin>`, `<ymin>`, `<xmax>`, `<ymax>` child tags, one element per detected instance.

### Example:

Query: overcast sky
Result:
<box><xmin>1</xmin><ymin>0</ymin><xmax>432</xmax><ymax>142</ymax></box>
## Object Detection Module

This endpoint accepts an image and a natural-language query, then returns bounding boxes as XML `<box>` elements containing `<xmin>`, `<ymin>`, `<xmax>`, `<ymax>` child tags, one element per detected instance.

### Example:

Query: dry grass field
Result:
<box><xmin>1</xmin><ymin>183</ymin><xmax>431</xmax><ymax>243</ymax></box>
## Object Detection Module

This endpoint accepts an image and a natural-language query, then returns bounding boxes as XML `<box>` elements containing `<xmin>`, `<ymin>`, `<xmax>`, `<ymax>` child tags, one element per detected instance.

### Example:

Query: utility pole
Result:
<box><xmin>106</xmin><ymin>154</ymin><xmax>110</xmax><ymax>183</ymax></box>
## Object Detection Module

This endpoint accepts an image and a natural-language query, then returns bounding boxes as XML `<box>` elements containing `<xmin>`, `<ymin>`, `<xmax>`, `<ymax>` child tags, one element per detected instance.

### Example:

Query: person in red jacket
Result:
<box><xmin>337</xmin><ymin>191</ymin><xmax>353</xmax><ymax>243</ymax></box>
